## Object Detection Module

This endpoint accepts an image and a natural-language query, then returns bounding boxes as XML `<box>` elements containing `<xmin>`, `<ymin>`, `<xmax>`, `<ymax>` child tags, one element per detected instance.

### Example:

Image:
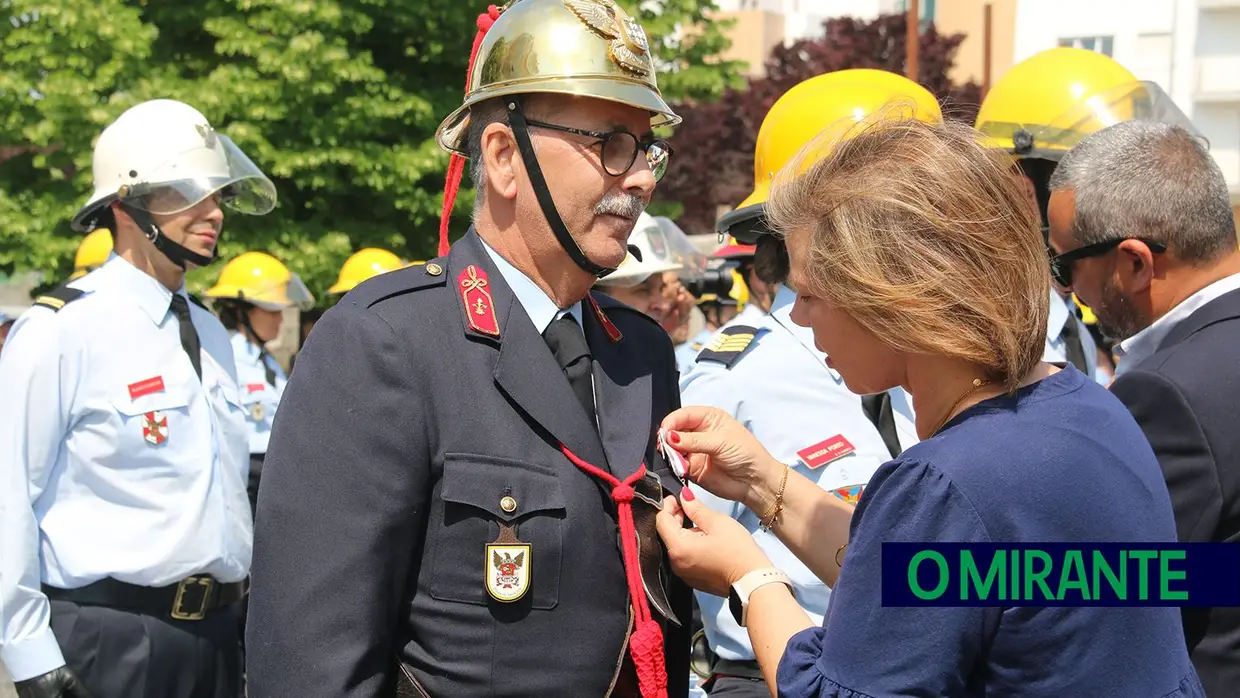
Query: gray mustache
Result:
<box><xmin>595</xmin><ymin>194</ymin><xmax>645</xmax><ymax>220</ymax></box>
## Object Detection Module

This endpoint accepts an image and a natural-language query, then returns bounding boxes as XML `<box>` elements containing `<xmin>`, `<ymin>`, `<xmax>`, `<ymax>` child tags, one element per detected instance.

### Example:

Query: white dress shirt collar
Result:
<box><xmin>87</xmin><ymin>253</ymin><xmax>186</xmax><ymax>326</ymax></box>
<box><xmin>1114</xmin><ymin>272</ymin><xmax>1240</xmax><ymax>377</ymax></box>
<box><xmin>479</xmin><ymin>238</ymin><xmax>583</xmax><ymax>333</ymax></box>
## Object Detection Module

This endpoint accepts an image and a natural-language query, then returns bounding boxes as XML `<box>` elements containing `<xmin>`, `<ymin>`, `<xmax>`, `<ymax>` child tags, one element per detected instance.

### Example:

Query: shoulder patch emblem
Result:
<box><xmin>695</xmin><ymin>325</ymin><xmax>759</xmax><ymax>369</ymax></box>
<box><xmin>32</xmin><ymin>287</ymin><xmax>87</xmax><ymax>312</ymax></box>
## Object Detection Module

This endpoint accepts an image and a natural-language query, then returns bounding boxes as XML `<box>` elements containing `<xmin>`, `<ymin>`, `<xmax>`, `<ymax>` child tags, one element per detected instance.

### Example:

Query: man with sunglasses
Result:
<box><xmin>0</xmin><ymin>99</ymin><xmax>274</xmax><ymax>697</ymax></box>
<box><xmin>1048</xmin><ymin>119</ymin><xmax>1240</xmax><ymax>695</ymax></box>
<box><xmin>244</xmin><ymin>1</ymin><xmax>692</xmax><ymax>697</ymax></box>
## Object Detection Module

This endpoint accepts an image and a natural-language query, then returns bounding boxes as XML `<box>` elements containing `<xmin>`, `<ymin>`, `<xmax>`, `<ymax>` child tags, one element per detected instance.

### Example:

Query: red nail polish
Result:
<box><xmin>669</xmin><ymin>431</ymin><xmax>681</xmax><ymax>445</ymax></box>
<box><xmin>681</xmin><ymin>487</ymin><xmax>695</xmax><ymax>501</ymax></box>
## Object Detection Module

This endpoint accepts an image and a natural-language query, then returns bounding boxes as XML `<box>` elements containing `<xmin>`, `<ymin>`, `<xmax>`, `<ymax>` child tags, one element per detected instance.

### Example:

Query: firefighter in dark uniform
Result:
<box><xmin>244</xmin><ymin>1</ymin><xmax>692</xmax><ymax>696</ymax></box>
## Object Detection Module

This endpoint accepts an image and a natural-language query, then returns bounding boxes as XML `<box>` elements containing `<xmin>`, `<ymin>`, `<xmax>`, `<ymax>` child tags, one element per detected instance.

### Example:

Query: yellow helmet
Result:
<box><xmin>975</xmin><ymin>47</ymin><xmax>1197</xmax><ymax>161</ymax></box>
<box><xmin>435</xmin><ymin>0</ymin><xmax>680</xmax><ymax>154</ymax></box>
<box><xmin>718</xmin><ymin>69</ymin><xmax>943</xmax><ymax>240</ymax></box>
<box><xmin>205</xmin><ymin>251</ymin><xmax>315</xmax><ymax>311</ymax></box>
<box><xmin>70</xmin><ymin>228</ymin><xmax>114</xmax><ymax>279</ymax></box>
<box><xmin>329</xmin><ymin>248</ymin><xmax>406</xmax><ymax>295</ymax></box>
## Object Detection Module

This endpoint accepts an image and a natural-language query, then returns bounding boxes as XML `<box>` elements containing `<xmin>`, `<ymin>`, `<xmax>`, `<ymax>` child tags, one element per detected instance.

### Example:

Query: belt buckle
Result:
<box><xmin>171</xmin><ymin>576</ymin><xmax>214</xmax><ymax>621</ymax></box>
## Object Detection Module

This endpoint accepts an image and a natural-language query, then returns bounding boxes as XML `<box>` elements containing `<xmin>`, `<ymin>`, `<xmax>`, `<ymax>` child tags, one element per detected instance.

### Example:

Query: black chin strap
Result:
<box><xmin>238</xmin><ymin>306</ymin><xmax>279</xmax><ymax>386</ymax></box>
<box><xmin>505</xmin><ymin>99</ymin><xmax>619</xmax><ymax>279</ymax></box>
<box><xmin>120</xmin><ymin>202</ymin><xmax>215</xmax><ymax>269</ymax></box>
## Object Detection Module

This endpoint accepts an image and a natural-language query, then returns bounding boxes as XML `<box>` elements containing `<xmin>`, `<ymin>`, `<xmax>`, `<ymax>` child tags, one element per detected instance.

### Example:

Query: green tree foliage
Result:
<box><xmin>0</xmin><ymin>0</ymin><xmax>740</xmax><ymax>303</ymax></box>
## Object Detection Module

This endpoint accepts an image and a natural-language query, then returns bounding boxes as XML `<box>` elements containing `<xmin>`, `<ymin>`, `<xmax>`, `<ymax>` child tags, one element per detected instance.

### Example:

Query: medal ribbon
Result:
<box><xmin>559</xmin><ymin>444</ymin><xmax>668</xmax><ymax>698</ymax></box>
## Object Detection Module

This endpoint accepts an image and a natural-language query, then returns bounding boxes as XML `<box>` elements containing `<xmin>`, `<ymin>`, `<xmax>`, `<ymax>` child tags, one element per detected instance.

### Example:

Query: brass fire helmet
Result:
<box><xmin>435</xmin><ymin>0</ymin><xmax>682</xmax><ymax>154</ymax></box>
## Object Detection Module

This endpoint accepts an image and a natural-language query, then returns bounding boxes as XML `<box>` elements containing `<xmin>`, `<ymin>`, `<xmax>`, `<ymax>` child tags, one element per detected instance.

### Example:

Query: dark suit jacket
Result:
<box><xmin>1110</xmin><ymin>287</ymin><xmax>1240</xmax><ymax>696</ymax></box>
<box><xmin>245</xmin><ymin>230</ymin><xmax>691</xmax><ymax>697</ymax></box>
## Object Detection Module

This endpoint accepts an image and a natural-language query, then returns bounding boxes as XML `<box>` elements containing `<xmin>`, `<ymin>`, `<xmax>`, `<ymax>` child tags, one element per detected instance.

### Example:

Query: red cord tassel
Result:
<box><xmin>439</xmin><ymin>4</ymin><xmax>503</xmax><ymax>257</ymax></box>
<box><xmin>560</xmin><ymin>445</ymin><xmax>669</xmax><ymax>698</ymax></box>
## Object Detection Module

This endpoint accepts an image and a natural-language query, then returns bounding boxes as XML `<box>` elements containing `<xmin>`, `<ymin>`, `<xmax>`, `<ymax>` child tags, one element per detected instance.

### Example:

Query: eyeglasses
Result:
<box><xmin>1048</xmin><ymin>238</ymin><xmax>1167</xmax><ymax>288</ymax></box>
<box><xmin>523</xmin><ymin>119</ymin><xmax>673</xmax><ymax>182</ymax></box>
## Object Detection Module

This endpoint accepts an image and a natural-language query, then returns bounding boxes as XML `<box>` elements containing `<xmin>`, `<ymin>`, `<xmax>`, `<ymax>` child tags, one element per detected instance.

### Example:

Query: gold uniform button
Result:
<box><xmin>425</xmin><ymin>263</ymin><xmax>443</xmax><ymax>276</ymax></box>
<box><xmin>500</xmin><ymin>496</ymin><xmax>517</xmax><ymax>513</ymax></box>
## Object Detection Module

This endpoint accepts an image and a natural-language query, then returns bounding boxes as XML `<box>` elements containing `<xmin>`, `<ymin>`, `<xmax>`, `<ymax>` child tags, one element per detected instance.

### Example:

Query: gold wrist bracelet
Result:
<box><xmin>759</xmin><ymin>465</ymin><xmax>790</xmax><ymax>532</ymax></box>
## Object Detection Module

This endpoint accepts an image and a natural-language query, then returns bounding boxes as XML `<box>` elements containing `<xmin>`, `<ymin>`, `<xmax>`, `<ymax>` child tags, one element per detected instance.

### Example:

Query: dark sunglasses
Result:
<box><xmin>523</xmin><ymin>118</ymin><xmax>673</xmax><ymax>182</ymax></box>
<box><xmin>1049</xmin><ymin>238</ymin><xmax>1167</xmax><ymax>288</ymax></box>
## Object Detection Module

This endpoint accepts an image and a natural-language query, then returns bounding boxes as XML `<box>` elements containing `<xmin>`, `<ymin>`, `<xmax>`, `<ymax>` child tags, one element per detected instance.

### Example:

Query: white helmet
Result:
<box><xmin>596</xmin><ymin>212</ymin><xmax>685</xmax><ymax>288</ymax></box>
<box><xmin>71</xmin><ymin>99</ymin><xmax>276</xmax><ymax>234</ymax></box>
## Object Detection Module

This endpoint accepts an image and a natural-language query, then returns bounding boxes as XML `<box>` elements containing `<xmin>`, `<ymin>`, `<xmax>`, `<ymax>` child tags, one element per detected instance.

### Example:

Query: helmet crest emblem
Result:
<box><xmin>563</xmin><ymin>0</ymin><xmax>652</xmax><ymax>77</ymax></box>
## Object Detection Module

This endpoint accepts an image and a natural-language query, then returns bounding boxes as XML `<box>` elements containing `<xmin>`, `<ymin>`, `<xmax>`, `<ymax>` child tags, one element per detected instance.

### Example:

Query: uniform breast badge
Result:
<box><xmin>486</xmin><ymin>522</ymin><xmax>531</xmax><ymax>603</ymax></box>
<box><xmin>142</xmin><ymin>411</ymin><xmax>168</xmax><ymax>445</ymax></box>
<box><xmin>250</xmin><ymin>402</ymin><xmax>265</xmax><ymax>422</ymax></box>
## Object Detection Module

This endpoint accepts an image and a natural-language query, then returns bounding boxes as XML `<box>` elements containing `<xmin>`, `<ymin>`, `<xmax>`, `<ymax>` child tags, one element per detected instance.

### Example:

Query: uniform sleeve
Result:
<box><xmin>679</xmin><ymin>362</ymin><xmax>743</xmax><ymax>519</ymax></box>
<box><xmin>245</xmin><ymin>304</ymin><xmax>429</xmax><ymax>698</ymax></box>
<box><xmin>0</xmin><ymin>314</ymin><xmax>71</xmax><ymax>680</ymax></box>
<box><xmin>776</xmin><ymin>459</ymin><xmax>997</xmax><ymax>697</ymax></box>
<box><xmin>1109</xmin><ymin>369</ymin><xmax>1220</xmax><ymax>543</ymax></box>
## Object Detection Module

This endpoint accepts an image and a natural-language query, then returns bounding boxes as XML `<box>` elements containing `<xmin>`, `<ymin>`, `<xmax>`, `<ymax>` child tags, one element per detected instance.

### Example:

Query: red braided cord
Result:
<box><xmin>560</xmin><ymin>445</ymin><xmax>669</xmax><ymax>698</ymax></box>
<box><xmin>438</xmin><ymin>4</ymin><xmax>503</xmax><ymax>257</ymax></box>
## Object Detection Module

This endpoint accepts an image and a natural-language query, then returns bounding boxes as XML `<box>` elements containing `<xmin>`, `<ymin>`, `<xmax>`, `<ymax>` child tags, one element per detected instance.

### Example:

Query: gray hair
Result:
<box><xmin>1048</xmin><ymin>120</ymin><xmax>1235</xmax><ymax>263</ymax></box>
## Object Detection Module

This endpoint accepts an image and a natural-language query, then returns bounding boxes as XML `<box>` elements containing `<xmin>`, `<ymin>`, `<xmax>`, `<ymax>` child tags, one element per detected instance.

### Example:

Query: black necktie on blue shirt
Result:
<box><xmin>861</xmin><ymin>392</ymin><xmax>902</xmax><ymax>459</ymax></box>
<box><xmin>169</xmin><ymin>294</ymin><xmax>202</xmax><ymax>381</ymax></box>
<box><xmin>543</xmin><ymin>314</ymin><xmax>596</xmax><ymax>428</ymax></box>
<box><xmin>1060</xmin><ymin>314</ymin><xmax>1090</xmax><ymax>374</ymax></box>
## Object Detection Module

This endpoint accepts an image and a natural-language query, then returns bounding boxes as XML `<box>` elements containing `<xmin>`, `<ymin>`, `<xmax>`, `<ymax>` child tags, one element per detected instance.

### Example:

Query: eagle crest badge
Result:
<box><xmin>486</xmin><ymin>543</ymin><xmax>531</xmax><ymax>602</ymax></box>
<box><xmin>563</xmin><ymin>0</ymin><xmax>653</xmax><ymax>77</ymax></box>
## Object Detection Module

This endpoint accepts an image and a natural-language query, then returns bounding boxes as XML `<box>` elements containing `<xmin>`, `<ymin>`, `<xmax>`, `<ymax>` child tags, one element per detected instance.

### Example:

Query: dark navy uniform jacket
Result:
<box><xmin>245</xmin><ymin>230</ymin><xmax>692</xmax><ymax>698</ymax></box>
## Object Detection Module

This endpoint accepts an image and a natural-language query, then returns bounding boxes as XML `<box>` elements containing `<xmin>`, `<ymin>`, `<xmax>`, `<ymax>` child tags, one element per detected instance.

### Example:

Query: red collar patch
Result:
<box><xmin>588</xmin><ymin>295</ymin><xmax>622</xmax><ymax>343</ymax></box>
<box><xmin>797</xmin><ymin>435</ymin><xmax>856</xmax><ymax>469</ymax></box>
<box><xmin>459</xmin><ymin>264</ymin><xmax>500</xmax><ymax>337</ymax></box>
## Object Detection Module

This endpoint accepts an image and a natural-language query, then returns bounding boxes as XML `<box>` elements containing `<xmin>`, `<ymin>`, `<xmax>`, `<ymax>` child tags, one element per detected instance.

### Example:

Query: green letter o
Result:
<box><xmin>909</xmin><ymin>550</ymin><xmax>950</xmax><ymax>600</ymax></box>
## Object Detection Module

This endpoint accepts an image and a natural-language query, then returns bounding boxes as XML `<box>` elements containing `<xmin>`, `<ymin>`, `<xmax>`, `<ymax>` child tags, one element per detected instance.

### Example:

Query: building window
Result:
<box><xmin>1059</xmin><ymin>35</ymin><xmax>1114</xmax><ymax>56</ymax></box>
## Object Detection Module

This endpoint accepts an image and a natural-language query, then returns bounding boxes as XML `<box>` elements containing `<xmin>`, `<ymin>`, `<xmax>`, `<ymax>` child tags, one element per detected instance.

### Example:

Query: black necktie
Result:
<box><xmin>1060</xmin><ymin>314</ymin><xmax>1090</xmax><ymax>374</ymax></box>
<box><xmin>860</xmin><ymin>392</ymin><xmax>902</xmax><ymax>459</ymax></box>
<box><xmin>169</xmin><ymin>294</ymin><xmax>202</xmax><ymax>381</ymax></box>
<box><xmin>543</xmin><ymin>314</ymin><xmax>596</xmax><ymax>426</ymax></box>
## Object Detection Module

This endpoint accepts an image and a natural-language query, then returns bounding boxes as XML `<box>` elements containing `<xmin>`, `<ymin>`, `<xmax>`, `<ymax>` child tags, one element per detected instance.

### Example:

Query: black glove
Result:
<box><xmin>14</xmin><ymin>666</ymin><xmax>93</xmax><ymax>698</ymax></box>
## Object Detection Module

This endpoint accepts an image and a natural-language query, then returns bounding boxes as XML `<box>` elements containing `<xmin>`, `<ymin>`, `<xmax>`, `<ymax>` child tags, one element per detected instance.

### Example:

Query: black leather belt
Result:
<box><xmin>42</xmin><ymin>575</ymin><xmax>244</xmax><ymax>621</ymax></box>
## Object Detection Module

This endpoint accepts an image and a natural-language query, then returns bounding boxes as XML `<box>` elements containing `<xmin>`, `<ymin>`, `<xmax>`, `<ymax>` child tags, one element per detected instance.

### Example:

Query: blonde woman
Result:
<box><xmin>654</xmin><ymin>118</ymin><xmax>1202</xmax><ymax>696</ymax></box>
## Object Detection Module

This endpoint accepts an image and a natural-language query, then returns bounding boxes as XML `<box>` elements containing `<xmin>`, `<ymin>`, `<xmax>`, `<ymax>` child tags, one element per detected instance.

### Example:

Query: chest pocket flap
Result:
<box><xmin>432</xmin><ymin>454</ymin><xmax>567</xmax><ymax>609</ymax></box>
<box><xmin>440</xmin><ymin>454</ymin><xmax>566</xmax><ymax>521</ymax></box>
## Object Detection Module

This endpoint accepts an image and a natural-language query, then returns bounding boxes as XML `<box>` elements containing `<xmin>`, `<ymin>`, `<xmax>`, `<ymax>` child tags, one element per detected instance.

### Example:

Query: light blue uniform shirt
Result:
<box><xmin>675</xmin><ymin>327</ymin><xmax>714</xmax><ymax>375</ymax></box>
<box><xmin>230</xmin><ymin>332</ymin><xmax>288</xmax><ymax>455</ymax></box>
<box><xmin>1043</xmin><ymin>288</ymin><xmax>1107</xmax><ymax>384</ymax></box>
<box><xmin>0</xmin><ymin>255</ymin><xmax>252</xmax><ymax>681</ymax></box>
<box><xmin>678</xmin><ymin>285</ymin><xmax>919</xmax><ymax>663</ymax></box>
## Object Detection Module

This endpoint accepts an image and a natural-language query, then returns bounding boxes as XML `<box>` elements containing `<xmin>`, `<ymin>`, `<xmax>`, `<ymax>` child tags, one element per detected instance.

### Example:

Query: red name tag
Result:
<box><xmin>246</xmin><ymin>383</ymin><xmax>266</xmax><ymax>393</ymax></box>
<box><xmin>127</xmin><ymin>376</ymin><xmax>165</xmax><ymax>400</ymax></box>
<box><xmin>797</xmin><ymin>435</ymin><xmax>856</xmax><ymax>469</ymax></box>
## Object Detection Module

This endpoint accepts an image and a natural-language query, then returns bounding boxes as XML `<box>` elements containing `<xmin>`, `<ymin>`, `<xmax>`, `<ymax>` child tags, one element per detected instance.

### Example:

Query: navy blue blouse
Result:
<box><xmin>776</xmin><ymin>366</ymin><xmax>1204</xmax><ymax>697</ymax></box>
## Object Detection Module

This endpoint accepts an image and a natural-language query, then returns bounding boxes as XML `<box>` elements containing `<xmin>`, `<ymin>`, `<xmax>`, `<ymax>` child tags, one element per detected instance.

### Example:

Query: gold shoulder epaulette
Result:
<box><xmin>695</xmin><ymin>325</ymin><xmax>759</xmax><ymax>369</ymax></box>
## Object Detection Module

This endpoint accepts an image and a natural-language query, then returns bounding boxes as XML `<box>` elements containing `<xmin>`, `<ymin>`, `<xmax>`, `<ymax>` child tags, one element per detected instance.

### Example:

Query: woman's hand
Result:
<box><xmin>662</xmin><ymin>405</ymin><xmax>781</xmax><ymax>509</ymax></box>
<box><xmin>655</xmin><ymin>492</ymin><xmax>773</xmax><ymax>597</ymax></box>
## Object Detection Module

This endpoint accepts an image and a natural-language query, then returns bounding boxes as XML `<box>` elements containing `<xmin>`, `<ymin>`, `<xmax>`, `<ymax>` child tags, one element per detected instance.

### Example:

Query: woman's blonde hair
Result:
<box><xmin>766</xmin><ymin>110</ymin><xmax>1049</xmax><ymax>391</ymax></box>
